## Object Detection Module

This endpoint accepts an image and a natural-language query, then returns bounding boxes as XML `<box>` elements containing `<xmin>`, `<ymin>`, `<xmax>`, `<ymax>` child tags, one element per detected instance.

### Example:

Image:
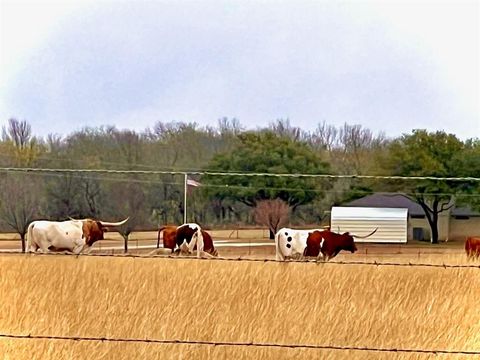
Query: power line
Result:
<box><xmin>0</xmin><ymin>333</ymin><xmax>478</xmax><ymax>355</ymax></box>
<box><xmin>5</xmin><ymin>170</ymin><xmax>480</xmax><ymax>197</ymax></box>
<box><xmin>1</xmin><ymin>167</ymin><xmax>480</xmax><ymax>182</ymax></box>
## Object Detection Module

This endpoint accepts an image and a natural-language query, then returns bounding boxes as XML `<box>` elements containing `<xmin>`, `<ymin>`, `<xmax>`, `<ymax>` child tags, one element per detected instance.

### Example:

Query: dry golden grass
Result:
<box><xmin>0</xmin><ymin>254</ymin><xmax>479</xmax><ymax>359</ymax></box>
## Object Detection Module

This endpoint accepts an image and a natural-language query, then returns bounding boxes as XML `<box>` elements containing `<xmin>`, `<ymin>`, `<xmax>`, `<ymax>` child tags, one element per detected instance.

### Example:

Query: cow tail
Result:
<box><xmin>26</xmin><ymin>222</ymin><xmax>34</xmax><ymax>253</ymax></box>
<box><xmin>275</xmin><ymin>231</ymin><xmax>283</xmax><ymax>261</ymax></box>
<box><xmin>465</xmin><ymin>237</ymin><xmax>474</xmax><ymax>260</ymax></box>
<box><xmin>157</xmin><ymin>226</ymin><xmax>167</xmax><ymax>248</ymax></box>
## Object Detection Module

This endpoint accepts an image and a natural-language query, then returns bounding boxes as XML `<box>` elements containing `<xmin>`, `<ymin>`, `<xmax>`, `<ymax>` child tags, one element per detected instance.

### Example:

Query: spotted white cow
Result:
<box><xmin>277</xmin><ymin>227</ymin><xmax>377</xmax><ymax>261</ymax></box>
<box><xmin>275</xmin><ymin>227</ymin><xmax>324</xmax><ymax>261</ymax></box>
<box><xmin>26</xmin><ymin>218</ymin><xmax>129</xmax><ymax>254</ymax></box>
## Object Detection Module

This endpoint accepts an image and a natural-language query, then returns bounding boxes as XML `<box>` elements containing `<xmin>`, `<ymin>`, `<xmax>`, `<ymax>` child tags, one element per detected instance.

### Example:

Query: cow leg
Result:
<box><xmin>195</xmin><ymin>233</ymin><xmax>205</xmax><ymax>259</ymax></box>
<box><xmin>328</xmin><ymin>250</ymin><xmax>340</xmax><ymax>260</ymax></box>
<box><xmin>149</xmin><ymin>248</ymin><xmax>173</xmax><ymax>256</ymax></box>
<box><xmin>83</xmin><ymin>246</ymin><xmax>93</xmax><ymax>254</ymax></box>
<box><xmin>199</xmin><ymin>251</ymin><xmax>214</xmax><ymax>259</ymax></box>
<box><xmin>188</xmin><ymin>235</ymin><xmax>198</xmax><ymax>254</ymax></box>
<box><xmin>28</xmin><ymin>243</ymin><xmax>40</xmax><ymax>253</ymax></box>
<box><xmin>179</xmin><ymin>241</ymin><xmax>191</xmax><ymax>255</ymax></box>
<box><xmin>316</xmin><ymin>252</ymin><xmax>326</xmax><ymax>262</ymax></box>
<box><xmin>37</xmin><ymin>247</ymin><xmax>50</xmax><ymax>254</ymax></box>
<box><xmin>72</xmin><ymin>244</ymin><xmax>85</xmax><ymax>254</ymax></box>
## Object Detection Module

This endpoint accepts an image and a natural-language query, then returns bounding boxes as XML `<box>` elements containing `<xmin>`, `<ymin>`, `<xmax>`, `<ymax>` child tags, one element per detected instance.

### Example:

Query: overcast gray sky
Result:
<box><xmin>0</xmin><ymin>0</ymin><xmax>478</xmax><ymax>139</ymax></box>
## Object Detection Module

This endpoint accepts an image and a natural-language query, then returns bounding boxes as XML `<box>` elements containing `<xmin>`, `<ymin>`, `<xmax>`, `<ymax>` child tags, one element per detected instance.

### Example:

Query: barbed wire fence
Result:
<box><xmin>1</xmin><ymin>333</ymin><xmax>479</xmax><ymax>356</ymax></box>
<box><xmin>0</xmin><ymin>251</ymin><xmax>479</xmax><ymax>269</ymax></box>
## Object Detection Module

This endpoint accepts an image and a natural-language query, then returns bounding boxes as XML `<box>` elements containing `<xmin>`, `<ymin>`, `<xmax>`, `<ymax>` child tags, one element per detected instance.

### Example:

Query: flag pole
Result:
<box><xmin>183</xmin><ymin>173</ymin><xmax>187</xmax><ymax>224</ymax></box>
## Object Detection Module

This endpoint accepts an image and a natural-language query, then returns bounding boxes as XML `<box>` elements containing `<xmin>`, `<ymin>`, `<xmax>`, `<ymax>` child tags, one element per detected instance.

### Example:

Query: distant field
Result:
<box><xmin>0</xmin><ymin>254</ymin><xmax>478</xmax><ymax>359</ymax></box>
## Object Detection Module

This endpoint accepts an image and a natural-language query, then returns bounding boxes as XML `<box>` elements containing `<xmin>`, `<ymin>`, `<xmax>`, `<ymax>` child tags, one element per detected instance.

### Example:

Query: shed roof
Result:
<box><xmin>345</xmin><ymin>193</ymin><xmax>424</xmax><ymax>215</ymax></box>
<box><xmin>345</xmin><ymin>193</ymin><xmax>480</xmax><ymax>217</ymax></box>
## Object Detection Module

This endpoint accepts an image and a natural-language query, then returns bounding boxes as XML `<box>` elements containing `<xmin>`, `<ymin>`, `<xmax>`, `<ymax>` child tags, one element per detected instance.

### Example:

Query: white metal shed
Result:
<box><xmin>330</xmin><ymin>207</ymin><xmax>408</xmax><ymax>243</ymax></box>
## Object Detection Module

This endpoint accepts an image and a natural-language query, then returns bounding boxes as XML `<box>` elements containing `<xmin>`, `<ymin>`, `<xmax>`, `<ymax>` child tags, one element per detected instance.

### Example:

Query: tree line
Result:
<box><xmin>0</xmin><ymin>117</ymin><xmax>479</xmax><ymax>250</ymax></box>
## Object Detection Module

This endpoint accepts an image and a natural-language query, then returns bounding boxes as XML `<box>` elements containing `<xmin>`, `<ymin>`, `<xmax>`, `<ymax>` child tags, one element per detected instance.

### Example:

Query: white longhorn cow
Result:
<box><xmin>26</xmin><ymin>218</ymin><xmax>129</xmax><ymax>254</ymax></box>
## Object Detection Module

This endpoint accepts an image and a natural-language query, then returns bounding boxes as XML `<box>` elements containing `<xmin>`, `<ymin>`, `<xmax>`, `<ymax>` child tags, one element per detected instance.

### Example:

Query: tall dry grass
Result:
<box><xmin>0</xmin><ymin>254</ymin><xmax>478</xmax><ymax>359</ymax></box>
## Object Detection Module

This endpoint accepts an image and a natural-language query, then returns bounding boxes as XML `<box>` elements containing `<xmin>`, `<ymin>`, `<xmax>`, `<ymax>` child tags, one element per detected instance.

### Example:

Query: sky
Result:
<box><xmin>0</xmin><ymin>0</ymin><xmax>478</xmax><ymax>139</ymax></box>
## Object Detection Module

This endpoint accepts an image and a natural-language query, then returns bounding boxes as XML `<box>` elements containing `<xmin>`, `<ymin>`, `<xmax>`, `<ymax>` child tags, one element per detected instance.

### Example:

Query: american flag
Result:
<box><xmin>186</xmin><ymin>178</ymin><xmax>201</xmax><ymax>187</ymax></box>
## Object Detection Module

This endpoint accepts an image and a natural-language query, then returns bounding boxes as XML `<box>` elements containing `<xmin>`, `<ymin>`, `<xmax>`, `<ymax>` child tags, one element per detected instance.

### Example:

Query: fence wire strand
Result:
<box><xmin>1</xmin><ymin>251</ymin><xmax>479</xmax><ymax>269</ymax></box>
<box><xmin>0</xmin><ymin>333</ymin><xmax>479</xmax><ymax>355</ymax></box>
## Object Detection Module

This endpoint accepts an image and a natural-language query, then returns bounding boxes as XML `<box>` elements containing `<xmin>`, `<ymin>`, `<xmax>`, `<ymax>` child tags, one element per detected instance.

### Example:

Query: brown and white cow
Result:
<box><xmin>275</xmin><ymin>227</ymin><xmax>376</xmax><ymax>261</ymax></box>
<box><xmin>465</xmin><ymin>237</ymin><xmax>480</xmax><ymax>259</ymax></box>
<box><xmin>26</xmin><ymin>218</ymin><xmax>129</xmax><ymax>254</ymax></box>
<box><xmin>275</xmin><ymin>228</ymin><xmax>321</xmax><ymax>261</ymax></box>
<box><xmin>156</xmin><ymin>225</ymin><xmax>177</xmax><ymax>250</ymax></box>
<box><xmin>305</xmin><ymin>230</ymin><xmax>356</xmax><ymax>260</ymax></box>
<box><xmin>155</xmin><ymin>223</ymin><xmax>218</xmax><ymax>257</ymax></box>
<box><xmin>305</xmin><ymin>228</ymin><xmax>377</xmax><ymax>261</ymax></box>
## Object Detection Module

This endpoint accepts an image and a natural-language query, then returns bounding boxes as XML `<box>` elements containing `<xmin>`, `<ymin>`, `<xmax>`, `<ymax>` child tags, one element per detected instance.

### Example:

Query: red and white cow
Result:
<box><xmin>305</xmin><ymin>230</ymin><xmax>357</xmax><ymax>260</ymax></box>
<box><xmin>465</xmin><ymin>237</ymin><xmax>480</xmax><ymax>259</ymax></box>
<box><xmin>275</xmin><ymin>227</ymin><xmax>324</xmax><ymax>261</ymax></box>
<box><xmin>275</xmin><ymin>227</ymin><xmax>376</xmax><ymax>261</ymax></box>
<box><xmin>26</xmin><ymin>218</ymin><xmax>129</xmax><ymax>254</ymax></box>
<box><xmin>155</xmin><ymin>224</ymin><xmax>218</xmax><ymax>257</ymax></box>
<box><xmin>156</xmin><ymin>225</ymin><xmax>177</xmax><ymax>250</ymax></box>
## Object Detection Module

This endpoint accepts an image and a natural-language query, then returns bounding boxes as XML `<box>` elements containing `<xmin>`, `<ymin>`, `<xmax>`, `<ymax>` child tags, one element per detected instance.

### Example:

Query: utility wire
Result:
<box><xmin>1</xmin><ymin>167</ymin><xmax>480</xmax><ymax>182</ymax></box>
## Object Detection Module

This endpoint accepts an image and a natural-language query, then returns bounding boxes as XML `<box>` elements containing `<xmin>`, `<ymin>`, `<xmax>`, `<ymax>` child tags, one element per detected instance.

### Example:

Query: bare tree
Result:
<box><xmin>335</xmin><ymin>123</ymin><xmax>387</xmax><ymax>174</ymax></box>
<box><xmin>217</xmin><ymin>117</ymin><xmax>243</xmax><ymax>135</ymax></box>
<box><xmin>308</xmin><ymin>121</ymin><xmax>339</xmax><ymax>151</ymax></box>
<box><xmin>253</xmin><ymin>199</ymin><xmax>291</xmax><ymax>239</ymax></box>
<box><xmin>83</xmin><ymin>178</ymin><xmax>103</xmax><ymax>217</ymax></box>
<box><xmin>45</xmin><ymin>174</ymin><xmax>83</xmax><ymax>219</ymax></box>
<box><xmin>269</xmin><ymin>118</ymin><xmax>305</xmax><ymax>141</ymax></box>
<box><xmin>113</xmin><ymin>130</ymin><xmax>142</xmax><ymax>168</ymax></box>
<box><xmin>45</xmin><ymin>134</ymin><xmax>64</xmax><ymax>154</ymax></box>
<box><xmin>0</xmin><ymin>175</ymin><xmax>42</xmax><ymax>252</ymax></box>
<box><xmin>2</xmin><ymin>118</ymin><xmax>31</xmax><ymax>147</ymax></box>
<box><xmin>107</xmin><ymin>182</ymin><xmax>147</xmax><ymax>252</ymax></box>
<box><xmin>2</xmin><ymin>118</ymin><xmax>40</xmax><ymax>166</ymax></box>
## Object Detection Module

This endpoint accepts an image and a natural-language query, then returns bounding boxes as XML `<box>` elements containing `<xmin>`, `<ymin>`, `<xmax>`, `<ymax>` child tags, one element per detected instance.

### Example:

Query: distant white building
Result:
<box><xmin>332</xmin><ymin>193</ymin><xmax>480</xmax><ymax>242</ymax></box>
<box><xmin>331</xmin><ymin>206</ymin><xmax>408</xmax><ymax>243</ymax></box>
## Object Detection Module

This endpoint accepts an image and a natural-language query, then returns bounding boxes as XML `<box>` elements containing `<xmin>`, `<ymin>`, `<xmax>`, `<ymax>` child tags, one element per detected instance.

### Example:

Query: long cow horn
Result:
<box><xmin>352</xmin><ymin>228</ymin><xmax>378</xmax><ymax>239</ymax></box>
<box><xmin>99</xmin><ymin>217</ymin><xmax>129</xmax><ymax>227</ymax></box>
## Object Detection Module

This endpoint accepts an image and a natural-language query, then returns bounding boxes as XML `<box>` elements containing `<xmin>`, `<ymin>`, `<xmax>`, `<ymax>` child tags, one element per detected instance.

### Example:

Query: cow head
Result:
<box><xmin>81</xmin><ymin>218</ymin><xmax>129</xmax><ymax>247</ymax></box>
<box><xmin>82</xmin><ymin>220</ymin><xmax>105</xmax><ymax>246</ymax></box>
<box><xmin>341</xmin><ymin>232</ymin><xmax>358</xmax><ymax>253</ymax></box>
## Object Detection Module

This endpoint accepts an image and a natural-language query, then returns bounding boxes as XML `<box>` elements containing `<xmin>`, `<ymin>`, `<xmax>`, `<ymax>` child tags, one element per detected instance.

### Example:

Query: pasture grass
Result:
<box><xmin>0</xmin><ymin>254</ymin><xmax>478</xmax><ymax>359</ymax></box>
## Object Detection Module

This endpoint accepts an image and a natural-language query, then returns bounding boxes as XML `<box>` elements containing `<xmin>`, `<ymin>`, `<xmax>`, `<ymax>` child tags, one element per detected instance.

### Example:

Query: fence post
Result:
<box><xmin>183</xmin><ymin>173</ymin><xmax>187</xmax><ymax>224</ymax></box>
